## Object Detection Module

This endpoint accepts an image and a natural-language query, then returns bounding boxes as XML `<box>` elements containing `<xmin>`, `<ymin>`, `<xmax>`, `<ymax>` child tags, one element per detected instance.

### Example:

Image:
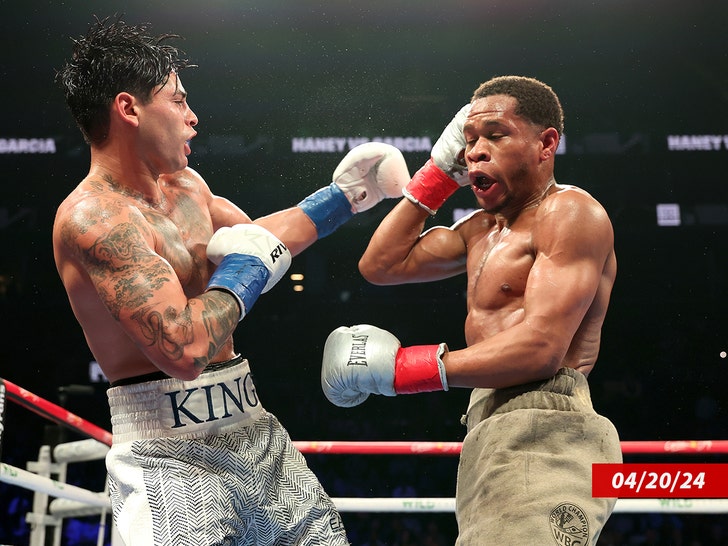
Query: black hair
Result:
<box><xmin>472</xmin><ymin>75</ymin><xmax>564</xmax><ymax>135</ymax></box>
<box><xmin>56</xmin><ymin>15</ymin><xmax>194</xmax><ymax>144</ymax></box>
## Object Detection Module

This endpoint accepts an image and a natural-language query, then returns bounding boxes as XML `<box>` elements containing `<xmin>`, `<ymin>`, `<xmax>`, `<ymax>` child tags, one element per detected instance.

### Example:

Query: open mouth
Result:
<box><xmin>472</xmin><ymin>174</ymin><xmax>496</xmax><ymax>192</ymax></box>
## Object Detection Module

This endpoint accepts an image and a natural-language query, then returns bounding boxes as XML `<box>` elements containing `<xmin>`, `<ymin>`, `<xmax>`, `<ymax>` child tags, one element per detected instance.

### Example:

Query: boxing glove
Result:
<box><xmin>298</xmin><ymin>142</ymin><xmax>409</xmax><ymax>238</ymax></box>
<box><xmin>403</xmin><ymin>104</ymin><xmax>471</xmax><ymax>215</ymax></box>
<box><xmin>206</xmin><ymin>223</ymin><xmax>292</xmax><ymax>321</ymax></box>
<box><xmin>321</xmin><ymin>324</ymin><xmax>448</xmax><ymax>408</ymax></box>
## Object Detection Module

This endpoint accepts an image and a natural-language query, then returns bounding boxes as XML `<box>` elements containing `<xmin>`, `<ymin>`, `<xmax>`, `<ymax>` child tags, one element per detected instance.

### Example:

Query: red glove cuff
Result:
<box><xmin>403</xmin><ymin>159</ymin><xmax>460</xmax><ymax>215</ymax></box>
<box><xmin>394</xmin><ymin>344</ymin><xmax>448</xmax><ymax>394</ymax></box>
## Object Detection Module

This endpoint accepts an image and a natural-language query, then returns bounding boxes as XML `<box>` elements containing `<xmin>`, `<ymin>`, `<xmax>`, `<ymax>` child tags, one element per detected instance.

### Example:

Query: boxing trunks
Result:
<box><xmin>455</xmin><ymin>367</ymin><xmax>621</xmax><ymax>546</ymax></box>
<box><xmin>106</xmin><ymin>356</ymin><xmax>348</xmax><ymax>546</ymax></box>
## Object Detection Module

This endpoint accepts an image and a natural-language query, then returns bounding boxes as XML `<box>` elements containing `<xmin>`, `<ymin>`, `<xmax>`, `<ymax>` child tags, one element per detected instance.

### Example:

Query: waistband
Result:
<box><xmin>463</xmin><ymin>367</ymin><xmax>594</xmax><ymax>429</ymax></box>
<box><xmin>109</xmin><ymin>354</ymin><xmax>244</xmax><ymax>387</ymax></box>
<box><xmin>107</xmin><ymin>358</ymin><xmax>264</xmax><ymax>443</ymax></box>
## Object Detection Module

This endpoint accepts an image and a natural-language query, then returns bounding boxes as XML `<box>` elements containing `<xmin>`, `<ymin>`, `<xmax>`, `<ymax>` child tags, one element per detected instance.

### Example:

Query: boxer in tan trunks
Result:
<box><xmin>321</xmin><ymin>75</ymin><xmax>622</xmax><ymax>544</ymax></box>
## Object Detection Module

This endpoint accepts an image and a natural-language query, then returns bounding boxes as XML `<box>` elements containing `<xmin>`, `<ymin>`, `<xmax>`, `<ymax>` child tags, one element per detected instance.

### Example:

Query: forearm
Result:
<box><xmin>122</xmin><ymin>290</ymin><xmax>238</xmax><ymax>381</ymax></box>
<box><xmin>253</xmin><ymin>143</ymin><xmax>409</xmax><ymax>256</ymax></box>
<box><xmin>445</xmin><ymin>325</ymin><xmax>567</xmax><ymax>389</ymax></box>
<box><xmin>255</xmin><ymin>207</ymin><xmax>319</xmax><ymax>257</ymax></box>
<box><xmin>145</xmin><ymin>221</ymin><xmax>292</xmax><ymax>378</ymax></box>
<box><xmin>320</xmin><ymin>319</ymin><xmax>572</xmax><ymax>409</ymax></box>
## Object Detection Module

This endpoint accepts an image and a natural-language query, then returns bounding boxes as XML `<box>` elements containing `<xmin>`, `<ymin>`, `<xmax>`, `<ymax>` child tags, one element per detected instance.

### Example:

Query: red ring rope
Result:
<box><xmin>292</xmin><ymin>440</ymin><xmax>728</xmax><ymax>456</ymax></box>
<box><xmin>3</xmin><ymin>379</ymin><xmax>112</xmax><ymax>446</ymax></box>
<box><xmin>3</xmin><ymin>377</ymin><xmax>727</xmax><ymax>456</ymax></box>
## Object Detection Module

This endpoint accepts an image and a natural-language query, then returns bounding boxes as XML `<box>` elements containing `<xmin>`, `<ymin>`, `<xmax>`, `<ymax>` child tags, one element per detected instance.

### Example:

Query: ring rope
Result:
<box><xmin>54</xmin><ymin>438</ymin><xmax>110</xmax><ymax>463</ymax></box>
<box><xmin>3</xmin><ymin>377</ymin><xmax>728</xmax><ymax>455</ymax></box>
<box><xmin>291</xmin><ymin>440</ymin><xmax>728</xmax><ymax>456</ymax></box>
<box><xmin>42</xmin><ymin>494</ymin><xmax>728</xmax><ymax>517</ymax></box>
<box><xmin>331</xmin><ymin>498</ymin><xmax>728</xmax><ymax>514</ymax></box>
<box><xmin>1</xmin><ymin>376</ymin><xmax>726</xmax><ymax>520</ymax></box>
<box><xmin>3</xmin><ymin>378</ymin><xmax>112</xmax><ymax>446</ymax></box>
<box><xmin>0</xmin><ymin>461</ymin><xmax>110</xmax><ymax>509</ymax></box>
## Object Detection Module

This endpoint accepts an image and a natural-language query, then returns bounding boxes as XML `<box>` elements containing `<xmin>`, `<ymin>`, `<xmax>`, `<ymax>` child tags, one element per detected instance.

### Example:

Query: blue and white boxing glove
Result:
<box><xmin>298</xmin><ymin>142</ymin><xmax>409</xmax><ymax>238</ymax></box>
<box><xmin>205</xmin><ymin>223</ymin><xmax>292</xmax><ymax>321</ymax></box>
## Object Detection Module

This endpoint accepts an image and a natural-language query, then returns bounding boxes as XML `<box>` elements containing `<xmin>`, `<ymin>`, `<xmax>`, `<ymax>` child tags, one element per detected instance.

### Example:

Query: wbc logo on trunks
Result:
<box><xmin>549</xmin><ymin>502</ymin><xmax>590</xmax><ymax>546</ymax></box>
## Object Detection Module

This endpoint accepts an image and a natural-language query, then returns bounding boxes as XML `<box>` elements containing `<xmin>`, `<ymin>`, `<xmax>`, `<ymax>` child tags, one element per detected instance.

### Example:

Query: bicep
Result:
<box><xmin>372</xmin><ymin>207</ymin><xmax>487</xmax><ymax>284</ymax></box>
<box><xmin>179</xmin><ymin>167</ymin><xmax>251</xmax><ymax>230</ymax></box>
<box><xmin>361</xmin><ymin>224</ymin><xmax>468</xmax><ymax>285</ymax></box>
<box><xmin>79</xmin><ymin>219</ymin><xmax>184</xmax><ymax>323</ymax></box>
<box><xmin>406</xmin><ymin>225</ymin><xmax>469</xmax><ymax>281</ymax></box>
<box><xmin>525</xmin><ymin>252</ymin><xmax>602</xmax><ymax>337</ymax></box>
<box><xmin>524</xmin><ymin>207</ymin><xmax>612</xmax><ymax>339</ymax></box>
<box><xmin>209</xmin><ymin>195</ymin><xmax>253</xmax><ymax>230</ymax></box>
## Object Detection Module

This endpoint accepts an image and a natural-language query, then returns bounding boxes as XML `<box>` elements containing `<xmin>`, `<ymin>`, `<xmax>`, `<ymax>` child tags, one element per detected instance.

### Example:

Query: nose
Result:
<box><xmin>188</xmin><ymin>106</ymin><xmax>198</xmax><ymax>127</ymax></box>
<box><xmin>465</xmin><ymin>138</ymin><xmax>490</xmax><ymax>164</ymax></box>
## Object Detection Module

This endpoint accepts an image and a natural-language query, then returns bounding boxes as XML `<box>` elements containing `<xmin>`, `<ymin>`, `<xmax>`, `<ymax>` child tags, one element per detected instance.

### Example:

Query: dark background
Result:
<box><xmin>1</xmin><ymin>0</ymin><xmax>727</xmax><ymax>543</ymax></box>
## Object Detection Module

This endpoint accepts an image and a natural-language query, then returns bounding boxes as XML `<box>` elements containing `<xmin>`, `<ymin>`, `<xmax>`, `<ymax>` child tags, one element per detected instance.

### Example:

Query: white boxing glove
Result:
<box><xmin>332</xmin><ymin>142</ymin><xmax>409</xmax><ymax>213</ymax></box>
<box><xmin>430</xmin><ymin>104</ymin><xmax>471</xmax><ymax>184</ymax></box>
<box><xmin>298</xmin><ymin>142</ymin><xmax>409</xmax><ymax>238</ymax></box>
<box><xmin>206</xmin><ymin>223</ymin><xmax>292</xmax><ymax>320</ymax></box>
<box><xmin>403</xmin><ymin>104</ymin><xmax>471</xmax><ymax>215</ymax></box>
<box><xmin>321</xmin><ymin>324</ymin><xmax>448</xmax><ymax>408</ymax></box>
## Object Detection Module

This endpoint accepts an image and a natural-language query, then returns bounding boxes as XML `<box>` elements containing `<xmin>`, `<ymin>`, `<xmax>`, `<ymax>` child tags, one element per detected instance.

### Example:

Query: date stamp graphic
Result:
<box><xmin>593</xmin><ymin>464</ymin><xmax>728</xmax><ymax>498</ymax></box>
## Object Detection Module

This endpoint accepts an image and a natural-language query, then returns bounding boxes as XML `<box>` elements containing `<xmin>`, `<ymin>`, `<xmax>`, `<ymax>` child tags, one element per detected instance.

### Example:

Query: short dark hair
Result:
<box><xmin>471</xmin><ymin>76</ymin><xmax>564</xmax><ymax>135</ymax></box>
<box><xmin>55</xmin><ymin>16</ymin><xmax>194</xmax><ymax>145</ymax></box>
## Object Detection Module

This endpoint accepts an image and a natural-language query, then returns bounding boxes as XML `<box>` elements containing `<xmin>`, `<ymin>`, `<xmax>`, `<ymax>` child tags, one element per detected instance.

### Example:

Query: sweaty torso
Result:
<box><xmin>53</xmin><ymin>170</ymin><xmax>235</xmax><ymax>383</ymax></box>
<box><xmin>464</xmin><ymin>214</ymin><xmax>532</xmax><ymax>341</ymax></box>
<box><xmin>460</xmin><ymin>195</ymin><xmax>615</xmax><ymax>376</ymax></box>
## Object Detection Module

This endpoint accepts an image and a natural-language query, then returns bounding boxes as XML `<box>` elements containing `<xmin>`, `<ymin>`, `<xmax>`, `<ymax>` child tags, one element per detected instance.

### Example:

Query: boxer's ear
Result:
<box><xmin>114</xmin><ymin>92</ymin><xmax>140</xmax><ymax>128</ymax></box>
<box><xmin>539</xmin><ymin>127</ymin><xmax>559</xmax><ymax>161</ymax></box>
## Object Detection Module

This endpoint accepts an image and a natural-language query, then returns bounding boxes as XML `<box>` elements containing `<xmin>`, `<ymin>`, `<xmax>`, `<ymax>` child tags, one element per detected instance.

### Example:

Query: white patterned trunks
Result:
<box><xmin>106</xmin><ymin>358</ymin><xmax>348</xmax><ymax>545</ymax></box>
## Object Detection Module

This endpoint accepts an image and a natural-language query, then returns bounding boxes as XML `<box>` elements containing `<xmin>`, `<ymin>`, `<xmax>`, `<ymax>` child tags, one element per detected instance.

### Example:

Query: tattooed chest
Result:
<box><xmin>143</xmin><ymin>209</ymin><xmax>211</xmax><ymax>295</ymax></box>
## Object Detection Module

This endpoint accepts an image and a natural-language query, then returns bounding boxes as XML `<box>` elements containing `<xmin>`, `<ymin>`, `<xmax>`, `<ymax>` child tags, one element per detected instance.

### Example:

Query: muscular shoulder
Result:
<box><xmin>534</xmin><ymin>184</ymin><xmax>613</xmax><ymax>252</ymax></box>
<box><xmin>539</xmin><ymin>184</ymin><xmax>610</xmax><ymax>226</ymax></box>
<box><xmin>159</xmin><ymin>167</ymin><xmax>214</xmax><ymax>204</ymax></box>
<box><xmin>451</xmin><ymin>208</ymin><xmax>496</xmax><ymax>244</ymax></box>
<box><xmin>54</xmin><ymin>181</ymin><xmax>152</xmax><ymax>260</ymax></box>
<box><xmin>161</xmin><ymin>167</ymin><xmax>250</xmax><ymax>229</ymax></box>
<box><xmin>160</xmin><ymin>167</ymin><xmax>208</xmax><ymax>191</ymax></box>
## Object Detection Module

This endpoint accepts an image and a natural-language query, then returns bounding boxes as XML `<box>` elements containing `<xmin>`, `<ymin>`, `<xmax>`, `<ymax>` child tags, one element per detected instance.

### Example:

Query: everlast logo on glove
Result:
<box><xmin>347</xmin><ymin>334</ymin><xmax>369</xmax><ymax>366</ymax></box>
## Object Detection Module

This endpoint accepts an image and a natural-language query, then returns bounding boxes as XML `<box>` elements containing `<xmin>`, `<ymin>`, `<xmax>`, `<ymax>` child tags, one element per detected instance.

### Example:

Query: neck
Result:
<box><xmin>88</xmin><ymin>145</ymin><xmax>164</xmax><ymax>206</ymax></box>
<box><xmin>493</xmin><ymin>177</ymin><xmax>556</xmax><ymax>228</ymax></box>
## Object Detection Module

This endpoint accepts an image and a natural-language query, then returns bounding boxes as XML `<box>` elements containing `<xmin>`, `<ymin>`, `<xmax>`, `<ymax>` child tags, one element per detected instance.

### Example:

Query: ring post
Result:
<box><xmin>0</xmin><ymin>378</ymin><xmax>6</xmax><ymax>461</ymax></box>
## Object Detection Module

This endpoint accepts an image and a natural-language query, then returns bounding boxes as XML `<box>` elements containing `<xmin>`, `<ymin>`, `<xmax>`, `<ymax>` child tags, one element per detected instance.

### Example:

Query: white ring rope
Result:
<box><xmin>40</xmin><ymin>493</ymin><xmax>728</xmax><ymax>517</ymax></box>
<box><xmin>2</xmin><ymin>382</ymin><xmax>727</xmax><ymax>522</ymax></box>
<box><xmin>3</xmin><ymin>445</ymin><xmax>727</xmax><ymax>516</ymax></box>
<box><xmin>0</xmin><ymin>462</ymin><xmax>110</xmax><ymax>509</ymax></box>
<box><xmin>6</xmin><ymin>438</ymin><xmax>728</xmax><ymax>516</ymax></box>
<box><xmin>50</xmin><ymin>498</ymin><xmax>111</xmax><ymax>518</ymax></box>
<box><xmin>332</xmin><ymin>498</ymin><xmax>728</xmax><ymax>514</ymax></box>
<box><xmin>53</xmin><ymin>438</ymin><xmax>109</xmax><ymax>463</ymax></box>
<box><xmin>3</xmin><ymin>438</ymin><xmax>728</xmax><ymax>516</ymax></box>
